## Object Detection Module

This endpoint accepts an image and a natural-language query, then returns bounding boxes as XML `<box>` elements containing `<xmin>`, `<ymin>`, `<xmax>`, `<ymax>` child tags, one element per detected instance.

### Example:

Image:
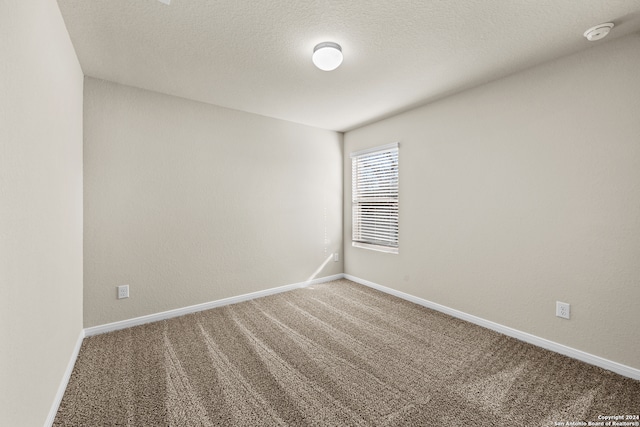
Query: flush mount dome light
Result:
<box><xmin>312</xmin><ymin>42</ymin><xmax>343</xmax><ymax>71</ymax></box>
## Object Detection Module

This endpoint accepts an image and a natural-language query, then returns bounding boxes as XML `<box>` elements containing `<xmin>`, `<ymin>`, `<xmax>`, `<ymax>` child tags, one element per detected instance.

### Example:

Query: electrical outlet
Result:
<box><xmin>333</xmin><ymin>252</ymin><xmax>339</xmax><ymax>262</ymax></box>
<box><xmin>117</xmin><ymin>285</ymin><xmax>129</xmax><ymax>299</ymax></box>
<box><xmin>556</xmin><ymin>301</ymin><xmax>570</xmax><ymax>319</ymax></box>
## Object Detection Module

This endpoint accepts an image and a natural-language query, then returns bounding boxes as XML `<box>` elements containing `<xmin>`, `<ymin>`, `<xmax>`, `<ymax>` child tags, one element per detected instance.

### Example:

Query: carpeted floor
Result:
<box><xmin>54</xmin><ymin>279</ymin><xmax>640</xmax><ymax>426</ymax></box>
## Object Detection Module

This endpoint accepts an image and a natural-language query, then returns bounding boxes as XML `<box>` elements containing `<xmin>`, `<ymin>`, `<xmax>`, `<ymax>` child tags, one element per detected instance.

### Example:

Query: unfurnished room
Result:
<box><xmin>2</xmin><ymin>0</ymin><xmax>640</xmax><ymax>426</ymax></box>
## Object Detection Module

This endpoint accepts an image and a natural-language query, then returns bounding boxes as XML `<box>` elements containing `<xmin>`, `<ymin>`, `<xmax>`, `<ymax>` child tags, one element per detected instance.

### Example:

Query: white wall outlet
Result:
<box><xmin>556</xmin><ymin>301</ymin><xmax>570</xmax><ymax>319</ymax></box>
<box><xmin>333</xmin><ymin>252</ymin><xmax>339</xmax><ymax>262</ymax></box>
<box><xmin>117</xmin><ymin>285</ymin><xmax>129</xmax><ymax>299</ymax></box>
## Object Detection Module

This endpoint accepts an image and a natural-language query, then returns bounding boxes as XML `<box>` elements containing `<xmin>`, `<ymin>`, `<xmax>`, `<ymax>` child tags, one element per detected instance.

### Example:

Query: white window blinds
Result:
<box><xmin>351</xmin><ymin>143</ymin><xmax>399</xmax><ymax>254</ymax></box>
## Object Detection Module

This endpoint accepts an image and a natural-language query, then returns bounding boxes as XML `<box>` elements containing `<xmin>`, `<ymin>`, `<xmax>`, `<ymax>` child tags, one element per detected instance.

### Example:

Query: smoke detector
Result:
<box><xmin>583</xmin><ymin>23</ymin><xmax>614</xmax><ymax>41</ymax></box>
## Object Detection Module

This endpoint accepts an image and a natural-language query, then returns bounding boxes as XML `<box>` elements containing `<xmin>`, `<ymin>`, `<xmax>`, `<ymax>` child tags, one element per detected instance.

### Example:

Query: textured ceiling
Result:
<box><xmin>57</xmin><ymin>0</ymin><xmax>640</xmax><ymax>132</ymax></box>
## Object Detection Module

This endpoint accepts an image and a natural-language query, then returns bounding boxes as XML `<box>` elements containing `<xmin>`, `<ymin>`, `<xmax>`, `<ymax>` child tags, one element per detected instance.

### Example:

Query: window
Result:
<box><xmin>351</xmin><ymin>143</ymin><xmax>399</xmax><ymax>254</ymax></box>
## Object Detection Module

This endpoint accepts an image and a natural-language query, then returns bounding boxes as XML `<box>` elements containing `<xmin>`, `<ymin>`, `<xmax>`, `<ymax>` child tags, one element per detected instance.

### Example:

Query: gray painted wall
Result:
<box><xmin>83</xmin><ymin>78</ymin><xmax>343</xmax><ymax>327</ymax></box>
<box><xmin>344</xmin><ymin>34</ymin><xmax>640</xmax><ymax>369</ymax></box>
<box><xmin>0</xmin><ymin>0</ymin><xmax>84</xmax><ymax>425</ymax></box>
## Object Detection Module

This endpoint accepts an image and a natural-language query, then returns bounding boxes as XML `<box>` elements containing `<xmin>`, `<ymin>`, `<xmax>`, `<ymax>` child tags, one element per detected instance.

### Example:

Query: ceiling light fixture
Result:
<box><xmin>312</xmin><ymin>42</ymin><xmax>343</xmax><ymax>71</ymax></box>
<box><xmin>583</xmin><ymin>23</ymin><xmax>614</xmax><ymax>41</ymax></box>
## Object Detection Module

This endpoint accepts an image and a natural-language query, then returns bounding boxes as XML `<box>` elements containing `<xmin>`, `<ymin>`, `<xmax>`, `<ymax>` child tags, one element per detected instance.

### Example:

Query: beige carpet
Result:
<box><xmin>54</xmin><ymin>279</ymin><xmax>640</xmax><ymax>426</ymax></box>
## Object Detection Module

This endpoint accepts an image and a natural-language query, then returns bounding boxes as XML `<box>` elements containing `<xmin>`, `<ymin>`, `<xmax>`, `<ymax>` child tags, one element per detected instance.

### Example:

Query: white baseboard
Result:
<box><xmin>344</xmin><ymin>274</ymin><xmax>640</xmax><ymax>381</ymax></box>
<box><xmin>44</xmin><ymin>328</ymin><xmax>85</xmax><ymax>427</ymax></box>
<box><xmin>84</xmin><ymin>274</ymin><xmax>344</xmax><ymax>337</ymax></box>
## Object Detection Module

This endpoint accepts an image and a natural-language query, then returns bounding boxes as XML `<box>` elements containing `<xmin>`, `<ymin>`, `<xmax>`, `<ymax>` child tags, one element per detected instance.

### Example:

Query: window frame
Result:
<box><xmin>350</xmin><ymin>142</ymin><xmax>399</xmax><ymax>254</ymax></box>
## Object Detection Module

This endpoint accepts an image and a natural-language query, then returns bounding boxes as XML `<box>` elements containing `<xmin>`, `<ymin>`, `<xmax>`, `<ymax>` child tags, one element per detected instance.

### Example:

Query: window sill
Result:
<box><xmin>352</xmin><ymin>242</ymin><xmax>399</xmax><ymax>254</ymax></box>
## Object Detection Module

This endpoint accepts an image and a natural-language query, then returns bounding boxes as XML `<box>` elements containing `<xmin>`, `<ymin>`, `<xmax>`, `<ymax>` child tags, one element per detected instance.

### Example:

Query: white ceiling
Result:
<box><xmin>57</xmin><ymin>0</ymin><xmax>640</xmax><ymax>132</ymax></box>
